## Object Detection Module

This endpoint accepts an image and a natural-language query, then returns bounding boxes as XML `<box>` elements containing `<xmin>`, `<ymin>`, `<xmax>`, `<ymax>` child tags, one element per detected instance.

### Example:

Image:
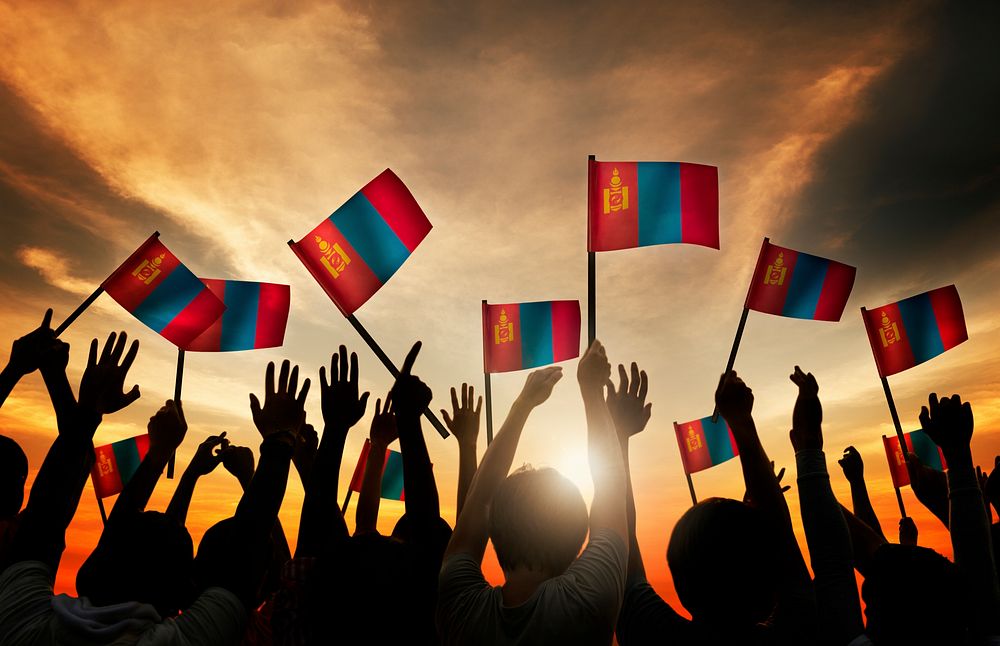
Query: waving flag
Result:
<box><xmin>745</xmin><ymin>239</ymin><xmax>856</xmax><ymax>321</ymax></box>
<box><xmin>102</xmin><ymin>233</ymin><xmax>225</xmax><ymax>348</ymax></box>
<box><xmin>863</xmin><ymin>285</ymin><xmax>967</xmax><ymax>377</ymax></box>
<box><xmin>588</xmin><ymin>160</ymin><xmax>719</xmax><ymax>252</ymax></box>
<box><xmin>91</xmin><ymin>435</ymin><xmax>151</xmax><ymax>498</ymax></box>
<box><xmin>349</xmin><ymin>439</ymin><xmax>405</xmax><ymax>501</ymax></box>
<box><xmin>185</xmin><ymin>280</ymin><xmax>290</xmax><ymax>352</ymax></box>
<box><xmin>289</xmin><ymin>169</ymin><xmax>432</xmax><ymax>315</ymax></box>
<box><xmin>673</xmin><ymin>416</ymin><xmax>739</xmax><ymax>474</ymax></box>
<box><xmin>883</xmin><ymin>431</ymin><xmax>947</xmax><ymax>488</ymax></box>
<box><xmin>483</xmin><ymin>300</ymin><xmax>581</xmax><ymax>373</ymax></box>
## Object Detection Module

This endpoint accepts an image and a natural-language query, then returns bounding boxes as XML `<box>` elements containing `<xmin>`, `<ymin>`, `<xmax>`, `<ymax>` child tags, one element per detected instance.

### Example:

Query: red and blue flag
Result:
<box><xmin>91</xmin><ymin>434</ymin><xmax>150</xmax><ymax>498</ymax></box>
<box><xmin>289</xmin><ymin>169</ymin><xmax>432</xmax><ymax>315</ymax></box>
<box><xmin>185</xmin><ymin>280</ymin><xmax>290</xmax><ymax>352</ymax></box>
<box><xmin>863</xmin><ymin>285</ymin><xmax>967</xmax><ymax>377</ymax></box>
<box><xmin>483</xmin><ymin>300</ymin><xmax>581</xmax><ymax>373</ymax></box>
<box><xmin>588</xmin><ymin>160</ymin><xmax>719</xmax><ymax>252</ymax></box>
<box><xmin>883</xmin><ymin>431</ymin><xmax>947</xmax><ymax>488</ymax></box>
<box><xmin>745</xmin><ymin>239</ymin><xmax>856</xmax><ymax>321</ymax></box>
<box><xmin>349</xmin><ymin>438</ymin><xmax>405</xmax><ymax>501</ymax></box>
<box><xmin>673</xmin><ymin>416</ymin><xmax>739</xmax><ymax>474</ymax></box>
<box><xmin>102</xmin><ymin>234</ymin><xmax>226</xmax><ymax>348</ymax></box>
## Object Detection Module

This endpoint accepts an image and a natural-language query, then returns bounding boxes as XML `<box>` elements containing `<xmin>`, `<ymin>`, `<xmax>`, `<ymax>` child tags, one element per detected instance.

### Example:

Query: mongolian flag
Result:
<box><xmin>102</xmin><ymin>233</ymin><xmax>225</xmax><ymax>348</ymax></box>
<box><xmin>863</xmin><ymin>285</ymin><xmax>967</xmax><ymax>377</ymax></box>
<box><xmin>185</xmin><ymin>280</ymin><xmax>290</xmax><ymax>352</ymax></box>
<box><xmin>745</xmin><ymin>239</ymin><xmax>856</xmax><ymax>322</ymax></box>
<box><xmin>91</xmin><ymin>434</ymin><xmax>151</xmax><ymax>498</ymax></box>
<box><xmin>588</xmin><ymin>160</ymin><xmax>719</xmax><ymax>252</ymax></box>
<box><xmin>883</xmin><ymin>431</ymin><xmax>947</xmax><ymax>488</ymax></box>
<box><xmin>483</xmin><ymin>300</ymin><xmax>581</xmax><ymax>373</ymax></box>
<box><xmin>348</xmin><ymin>439</ymin><xmax>405</xmax><ymax>501</ymax></box>
<box><xmin>673</xmin><ymin>416</ymin><xmax>739</xmax><ymax>474</ymax></box>
<box><xmin>289</xmin><ymin>169</ymin><xmax>432</xmax><ymax>315</ymax></box>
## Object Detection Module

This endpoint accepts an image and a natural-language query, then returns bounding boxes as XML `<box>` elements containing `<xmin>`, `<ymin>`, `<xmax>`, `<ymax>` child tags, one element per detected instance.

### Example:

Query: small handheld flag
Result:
<box><xmin>883</xmin><ymin>430</ymin><xmax>947</xmax><ymax>488</ymax></box>
<box><xmin>289</xmin><ymin>169</ymin><xmax>432</xmax><ymax>316</ymax></box>
<box><xmin>349</xmin><ymin>438</ymin><xmax>405</xmax><ymax>501</ymax></box>
<box><xmin>588</xmin><ymin>160</ymin><xmax>719</xmax><ymax>252</ymax></box>
<box><xmin>185</xmin><ymin>280</ymin><xmax>290</xmax><ymax>352</ymax></box>
<box><xmin>862</xmin><ymin>285</ymin><xmax>967</xmax><ymax>377</ymax></box>
<box><xmin>482</xmin><ymin>300</ymin><xmax>581</xmax><ymax>373</ymax></box>
<box><xmin>91</xmin><ymin>434</ymin><xmax>151</xmax><ymax>499</ymax></box>
<box><xmin>674</xmin><ymin>416</ymin><xmax>739</xmax><ymax>475</ymax></box>
<box><xmin>745</xmin><ymin>239</ymin><xmax>856</xmax><ymax>322</ymax></box>
<box><xmin>102</xmin><ymin>233</ymin><xmax>225</xmax><ymax>348</ymax></box>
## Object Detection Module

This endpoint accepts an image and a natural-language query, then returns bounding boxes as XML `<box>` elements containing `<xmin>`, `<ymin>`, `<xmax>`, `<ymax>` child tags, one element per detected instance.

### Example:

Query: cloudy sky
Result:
<box><xmin>1</xmin><ymin>0</ymin><xmax>998</xmax><ymax>607</ymax></box>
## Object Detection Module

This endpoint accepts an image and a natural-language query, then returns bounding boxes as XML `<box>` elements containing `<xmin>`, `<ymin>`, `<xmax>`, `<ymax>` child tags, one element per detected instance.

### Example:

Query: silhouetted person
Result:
<box><xmin>441</xmin><ymin>383</ymin><xmax>482</xmax><ymax>519</ymax></box>
<box><xmin>838</xmin><ymin>446</ymin><xmax>887</xmax><ymax>541</ymax></box>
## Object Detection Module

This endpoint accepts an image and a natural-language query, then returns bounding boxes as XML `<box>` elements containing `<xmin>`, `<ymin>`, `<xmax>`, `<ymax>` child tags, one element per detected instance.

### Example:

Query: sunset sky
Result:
<box><xmin>1</xmin><ymin>0</ymin><xmax>998</xmax><ymax>612</ymax></box>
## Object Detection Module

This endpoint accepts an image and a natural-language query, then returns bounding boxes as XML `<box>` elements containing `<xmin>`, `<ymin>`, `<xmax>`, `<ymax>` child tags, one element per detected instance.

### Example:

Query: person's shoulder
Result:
<box><xmin>0</xmin><ymin>559</ymin><xmax>52</xmax><ymax>590</ymax></box>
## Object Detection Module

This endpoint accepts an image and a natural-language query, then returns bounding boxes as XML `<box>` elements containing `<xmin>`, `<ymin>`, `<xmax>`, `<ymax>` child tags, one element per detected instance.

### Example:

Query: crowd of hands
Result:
<box><xmin>0</xmin><ymin>308</ymin><xmax>999</xmax><ymax>645</ymax></box>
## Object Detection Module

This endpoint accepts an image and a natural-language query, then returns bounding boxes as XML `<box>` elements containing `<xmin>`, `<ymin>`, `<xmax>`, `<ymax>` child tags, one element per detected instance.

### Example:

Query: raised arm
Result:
<box><xmin>837</xmin><ymin>446</ymin><xmax>886</xmax><ymax>540</ymax></box>
<box><xmin>442</xmin><ymin>383</ymin><xmax>482</xmax><ymax>519</ymax></box>
<box><xmin>390</xmin><ymin>342</ymin><xmax>439</xmax><ymax>524</ymax></box>
<box><xmin>444</xmin><ymin>365</ymin><xmax>562</xmax><ymax>562</ymax></box>
<box><xmin>905</xmin><ymin>451</ymin><xmax>951</xmax><ymax>529</ymax></box>
<box><xmin>0</xmin><ymin>310</ymin><xmax>60</xmax><ymax>409</ymax></box>
<box><xmin>165</xmin><ymin>432</ymin><xmax>229</xmax><ymax>525</ymax></box>
<box><xmin>356</xmin><ymin>395</ymin><xmax>397</xmax><ymax>535</ymax></box>
<box><xmin>920</xmin><ymin>393</ymin><xmax>1000</xmax><ymax>637</ymax></box>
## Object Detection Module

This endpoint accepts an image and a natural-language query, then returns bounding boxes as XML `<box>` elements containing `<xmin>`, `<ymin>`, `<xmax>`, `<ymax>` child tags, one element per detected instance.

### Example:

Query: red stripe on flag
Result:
<box><xmin>813</xmin><ymin>260</ymin><xmax>856</xmax><ymax>321</ymax></box>
<box><xmin>291</xmin><ymin>218</ymin><xmax>384</xmax><ymax>316</ymax></box>
<box><xmin>159</xmin><ymin>287</ymin><xmax>227</xmax><ymax>349</ymax></box>
<box><xmin>864</xmin><ymin>303</ymin><xmax>915</xmax><ymax>377</ymax></box>
<box><xmin>589</xmin><ymin>162</ymin><xmax>639</xmax><ymax>252</ymax></box>
<box><xmin>135</xmin><ymin>434</ymin><xmax>150</xmax><ymax>461</ymax></box>
<box><xmin>349</xmin><ymin>439</ymin><xmax>372</xmax><ymax>493</ymax></box>
<box><xmin>679</xmin><ymin>163</ymin><xmax>719</xmax><ymax>249</ymax></box>
<box><xmin>883</xmin><ymin>435</ymin><xmax>910</xmax><ymax>488</ymax></box>
<box><xmin>549</xmin><ymin>300</ymin><xmax>581</xmax><ymax>363</ymax></box>
<box><xmin>675</xmin><ymin>419</ymin><xmax>713</xmax><ymax>474</ymax></box>
<box><xmin>929</xmin><ymin>285</ymin><xmax>967</xmax><ymax>351</ymax></box>
<box><xmin>91</xmin><ymin>444</ymin><xmax>124</xmax><ymax>498</ymax></box>
<box><xmin>483</xmin><ymin>303</ymin><xmax>523</xmax><ymax>373</ymax></box>
<box><xmin>255</xmin><ymin>283</ymin><xmax>291</xmax><ymax>349</ymax></box>
<box><xmin>185</xmin><ymin>279</ymin><xmax>226</xmax><ymax>352</ymax></box>
<box><xmin>746</xmin><ymin>242</ymin><xmax>797</xmax><ymax>315</ymax></box>
<box><xmin>360</xmin><ymin>169</ymin><xmax>432</xmax><ymax>252</ymax></box>
<box><xmin>103</xmin><ymin>237</ymin><xmax>182</xmax><ymax>312</ymax></box>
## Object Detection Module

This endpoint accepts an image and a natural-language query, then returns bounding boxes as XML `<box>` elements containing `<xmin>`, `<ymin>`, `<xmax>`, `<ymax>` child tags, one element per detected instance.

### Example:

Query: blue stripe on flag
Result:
<box><xmin>112</xmin><ymin>439</ymin><xmax>143</xmax><ymax>485</ymax></box>
<box><xmin>220</xmin><ymin>281</ymin><xmax>261</xmax><ymax>351</ymax></box>
<box><xmin>702</xmin><ymin>415</ymin><xmax>735</xmax><ymax>465</ymax></box>
<box><xmin>131</xmin><ymin>265</ymin><xmax>205</xmax><ymax>333</ymax></box>
<box><xmin>381</xmin><ymin>450</ymin><xmax>405</xmax><ymax>500</ymax></box>
<box><xmin>519</xmin><ymin>301</ymin><xmax>554</xmax><ymax>369</ymax></box>
<box><xmin>909</xmin><ymin>430</ymin><xmax>945</xmax><ymax>471</ymax></box>
<box><xmin>329</xmin><ymin>193</ymin><xmax>410</xmax><ymax>283</ymax></box>
<box><xmin>898</xmin><ymin>292</ymin><xmax>945</xmax><ymax>364</ymax></box>
<box><xmin>781</xmin><ymin>253</ymin><xmax>829</xmax><ymax>319</ymax></box>
<box><xmin>637</xmin><ymin>162</ymin><xmax>682</xmax><ymax>247</ymax></box>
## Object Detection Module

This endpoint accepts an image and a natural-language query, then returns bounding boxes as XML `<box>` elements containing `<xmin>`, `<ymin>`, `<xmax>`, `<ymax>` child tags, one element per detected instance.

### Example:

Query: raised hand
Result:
<box><xmin>789</xmin><ymin>366</ymin><xmax>822</xmax><ymax>452</ymax></box>
<box><xmin>319</xmin><ymin>345</ymin><xmax>369</xmax><ymax>431</ymax></box>
<box><xmin>147</xmin><ymin>400</ymin><xmax>188</xmax><ymax>458</ymax></box>
<box><xmin>744</xmin><ymin>461</ymin><xmax>790</xmax><ymax>503</ymax></box>
<box><xmin>714</xmin><ymin>370</ymin><xmax>753</xmax><ymax>425</ymax></box>
<box><xmin>442</xmin><ymin>384</ymin><xmax>481</xmax><ymax>449</ymax></box>
<box><xmin>222</xmin><ymin>444</ymin><xmax>256</xmax><ymax>489</ymax></box>
<box><xmin>899</xmin><ymin>516</ymin><xmax>918</xmax><ymax>546</ymax></box>
<box><xmin>919</xmin><ymin>393</ymin><xmax>974</xmax><ymax>459</ymax></box>
<box><xmin>606</xmin><ymin>362</ymin><xmax>652</xmax><ymax>441</ymax></box>
<box><xmin>187</xmin><ymin>432</ymin><xmax>229</xmax><ymax>477</ymax></box>
<box><xmin>371</xmin><ymin>395</ymin><xmax>399</xmax><ymax>447</ymax></box>
<box><xmin>249</xmin><ymin>359</ymin><xmax>310</xmax><ymax>443</ymax></box>
<box><xmin>838</xmin><ymin>446</ymin><xmax>864</xmax><ymax>483</ymax></box>
<box><xmin>577</xmin><ymin>339</ymin><xmax>610</xmax><ymax>395</ymax></box>
<box><xmin>6</xmin><ymin>309</ymin><xmax>59</xmax><ymax>376</ymax></box>
<box><xmin>78</xmin><ymin>331</ymin><xmax>140</xmax><ymax>417</ymax></box>
<box><xmin>517</xmin><ymin>366</ymin><xmax>563</xmax><ymax>408</ymax></box>
<box><xmin>390</xmin><ymin>341</ymin><xmax>433</xmax><ymax>420</ymax></box>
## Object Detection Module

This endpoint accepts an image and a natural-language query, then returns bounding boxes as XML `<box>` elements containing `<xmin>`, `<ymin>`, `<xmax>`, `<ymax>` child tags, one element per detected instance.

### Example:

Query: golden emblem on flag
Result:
<box><xmin>894</xmin><ymin>444</ymin><xmax>906</xmax><ymax>467</ymax></box>
<box><xmin>132</xmin><ymin>253</ymin><xmax>165</xmax><ymax>286</ymax></box>
<box><xmin>97</xmin><ymin>451</ymin><xmax>114</xmax><ymax>477</ymax></box>
<box><xmin>878</xmin><ymin>311</ymin><xmax>901</xmax><ymax>348</ymax></box>
<box><xmin>602</xmin><ymin>168</ymin><xmax>630</xmax><ymax>215</ymax></box>
<box><xmin>316</xmin><ymin>235</ymin><xmax>351</xmax><ymax>279</ymax></box>
<box><xmin>764</xmin><ymin>252</ymin><xmax>787</xmax><ymax>286</ymax></box>
<box><xmin>686</xmin><ymin>426</ymin><xmax>703</xmax><ymax>452</ymax></box>
<box><xmin>494</xmin><ymin>308</ymin><xmax>514</xmax><ymax>345</ymax></box>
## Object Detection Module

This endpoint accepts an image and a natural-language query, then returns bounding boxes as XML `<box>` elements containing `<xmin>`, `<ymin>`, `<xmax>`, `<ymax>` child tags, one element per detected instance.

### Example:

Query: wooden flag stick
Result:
<box><xmin>167</xmin><ymin>348</ymin><xmax>185</xmax><ymax>479</ymax></box>
<box><xmin>893</xmin><ymin>484</ymin><xmax>907</xmax><ymax>517</ymax></box>
<box><xmin>861</xmin><ymin>308</ymin><xmax>909</xmax><ymax>450</ymax></box>
<box><xmin>341</xmin><ymin>488</ymin><xmax>354</xmax><ymax>516</ymax></box>
<box><xmin>484</xmin><ymin>370</ymin><xmax>494</xmax><ymax>445</ymax></box>
<box><xmin>674</xmin><ymin>422</ymin><xmax>699</xmax><ymax>506</ymax></box>
<box><xmin>55</xmin><ymin>286</ymin><xmax>104</xmax><ymax>337</ymax></box>
<box><xmin>685</xmin><ymin>471</ymin><xmax>698</xmax><ymax>507</ymax></box>
<box><xmin>96</xmin><ymin>490</ymin><xmax>108</xmax><ymax>525</ymax></box>
<box><xmin>345</xmin><ymin>314</ymin><xmax>449</xmax><ymax>439</ymax></box>
<box><xmin>587</xmin><ymin>154</ymin><xmax>597</xmax><ymax>346</ymax></box>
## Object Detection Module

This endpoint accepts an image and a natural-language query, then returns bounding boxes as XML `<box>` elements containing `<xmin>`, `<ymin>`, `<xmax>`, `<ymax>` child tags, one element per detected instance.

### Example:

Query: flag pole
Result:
<box><xmin>55</xmin><ymin>286</ymin><xmax>104</xmax><ymax>337</ymax></box>
<box><xmin>587</xmin><ymin>154</ymin><xmax>596</xmax><ymax>346</ymax></box>
<box><xmin>882</xmin><ymin>435</ymin><xmax>909</xmax><ymax>518</ymax></box>
<box><xmin>344</xmin><ymin>314</ymin><xmax>449</xmax><ymax>439</ymax></box>
<box><xmin>861</xmin><ymin>308</ymin><xmax>908</xmax><ymax>450</ymax></box>
<box><xmin>674</xmin><ymin>423</ymin><xmax>699</xmax><ymax>506</ymax></box>
<box><xmin>482</xmin><ymin>300</ymin><xmax>495</xmax><ymax>445</ymax></box>
<box><xmin>167</xmin><ymin>348</ymin><xmax>184</xmax><ymax>479</ymax></box>
<box><xmin>96</xmin><ymin>491</ymin><xmax>108</xmax><ymax>525</ymax></box>
<box><xmin>341</xmin><ymin>488</ymin><xmax>354</xmax><ymax>516</ymax></box>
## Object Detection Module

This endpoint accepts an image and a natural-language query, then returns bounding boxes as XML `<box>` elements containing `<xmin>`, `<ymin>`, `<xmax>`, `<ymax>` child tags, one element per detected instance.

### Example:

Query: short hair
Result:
<box><xmin>0</xmin><ymin>435</ymin><xmax>28</xmax><ymax>518</ymax></box>
<box><xmin>862</xmin><ymin>543</ymin><xmax>969</xmax><ymax>645</ymax></box>
<box><xmin>77</xmin><ymin>511</ymin><xmax>194</xmax><ymax>617</ymax></box>
<box><xmin>195</xmin><ymin>516</ymin><xmax>272</xmax><ymax>607</ymax></box>
<box><xmin>488</xmin><ymin>466</ymin><xmax>588</xmax><ymax>576</ymax></box>
<box><xmin>667</xmin><ymin>497</ymin><xmax>779</xmax><ymax>628</ymax></box>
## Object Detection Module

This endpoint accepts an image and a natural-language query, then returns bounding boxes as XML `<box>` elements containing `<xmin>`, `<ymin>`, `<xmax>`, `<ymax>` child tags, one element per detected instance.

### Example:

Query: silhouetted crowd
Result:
<box><xmin>1</xmin><ymin>311</ymin><xmax>999</xmax><ymax>645</ymax></box>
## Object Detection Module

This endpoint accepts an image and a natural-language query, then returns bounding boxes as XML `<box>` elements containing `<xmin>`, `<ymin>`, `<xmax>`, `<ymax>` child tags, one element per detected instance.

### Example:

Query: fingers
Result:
<box><xmin>339</xmin><ymin>345</ymin><xmax>348</xmax><ymax>383</ymax></box>
<box><xmin>919</xmin><ymin>405</ymin><xmax>930</xmax><ymax>428</ymax></box>
<box><xmin>288</xmin><ymin>364</ymin><xmax>299</xmax><ymax>395</ymax></box>
<box><xmin>358</xmin><ymin>391</ymin><xmax>369</xmax><ymax>413</ymax></box>
<box><xmin>278</xmin><ymin>359</ymin><xmax>290</xmax><ymax>394</ymax></box>
<box><xmin>350</xmin><ymin>350</ymin><xmax>359</xmax><ymax>386</ymax></box>
<box><xmin>297</xmin><ymin>378</ymin><xmax>312</xmax><ymax>406</ymax></box>
<box><xmin>461</xmin><ymin>383</ymin><xmax>468</xmax><ymax>408</ymax></box>
<box><xmin>121</xmin><ymin>339</ymin><xmax>140</xmax><ymax>372</ymax></box>
<box><xmin>123</xmin><ymin>385</ymin><xmax>141</xmax><ymax>406</ymax></box>
<box><xmin>319</xmin><ymin>365</ymin><xmax>328</xmax><ymax>391</ymax></box>
<box><xmin>111</xmin><ymin>331</ymin><xmax>128</xmax><ymax>363</ymax></box>
<box><xmin>638</xmin><ymin>370</ymin><xmax>648</xmax><ymax>402</ymax></box>
<box><xmin>475</xmin><ymin>396</ymin><xmax>483</xmax><ymax>416</ymax></box>
<box><xmin>375</xmin><ymin>398</ymin><xmax>382</xmax><ymax>416</ymax></box>
<box><xmin>401</xmin><ymin>341</ymin><xmax>421</xmax><ymax>375</ymax></box>
<box><xmin>41</xmin><ymin>308</ymin><xmax>53</xmax><ymax>329</ymax></box>
<box><xmin>249</xmin><ymin>393</ymin><xmax>262</xmax><ymax>417</ymax></box>
<box><xmin>265</xmin><ymin>362</ymin><xmax>275</xmax><ymax>400</ymax></box>
<box><xmin>441</xmin><ymin>409</ymin><xmax>453</xmax><ymax>427</ymax></box>
<box><xmin>87</xmin><ymin>338</ymin><xmax>98</xmax><ymax>369</ymax></box>
<box><xmin>617</xmin><ymin>364</ymin><xmax>628</xmax><ymax>395</ymax></box>
<box><xmin>629</xmin><ymin>362</ymin><xmax>640</xmax><ymax>397</ymax></box>
<box><xmin>100</xmin><ymin>332</ymin><xmax>116</xmax><ymax>363</ymax></box>
<box><xmin>384</xmin><ymin>392</ymin><xmax>392</xmax><ymax>413</ymax></box>
<box><xmin>928</xmin><ymin>392</ymin><xmax>939</xmax><ymax>415</ymax></box>
<box><xmin>451</xmin><ymin>387</ymin><xmax>459</xmax><ymax>413</ymax></box>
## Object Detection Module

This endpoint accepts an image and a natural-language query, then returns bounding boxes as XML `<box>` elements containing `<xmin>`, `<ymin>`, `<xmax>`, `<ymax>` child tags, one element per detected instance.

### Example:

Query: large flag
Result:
<box><xmin>863</xmin><ymin>285</ymin><xmax>967</xmax><ymax>377</ymax></box>
<box><xmin>349</xmin><ymin>438</ymin><xmax>405</xmax><ymax>501</ymax></box>
<box><xmin>745</xmin><ymin>239</ymin><xmax>856</xmax><ymax>321</ymax></box>
<box><xmin>883</xmin><ymin>430</ymin><xmax>947</xmax><ymax>488</ymax></box>
<box><xmin>483</xmin><ymin>300</ymin><xmax>581</xmax><ymax>373</ymax></box>
<box><xmin>102</xmin><ymin>233</ymin><xmax>226</xmax><ymax>348</ymax></box>
<box><xmin>588</xmin><ymin>160</ymin><xmax>719</xmax><ymax>252</ymax></box>
<box><xmin>185</xmin><ymin>280</ymin><xmax>290</xmax><ymax>352</ymax></box>
<box><xmin>91</xmin><ymin>434</ymin><xmax>151</xmax><ymax>498</ymax></box>
<box><xmin>289</xmin><ymin>169</ymin><xmax>432</xmax><ymax>315</ymax></box>
<box><xmin>673</xmin><ymin>416</ymin><xmax>739</xmax><ymax>474</ymax></box>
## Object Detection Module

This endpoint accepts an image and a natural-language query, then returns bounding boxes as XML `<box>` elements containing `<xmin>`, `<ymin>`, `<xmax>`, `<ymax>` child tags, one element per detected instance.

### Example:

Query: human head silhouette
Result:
<box><xmin>862</xmin><ymin>543</ymin><xmax>968</xmax><ymax>645</ymax></box>
<box><xmin>77</xmin><ymin>510</ymin><xmax>195</xmax><ymax>617</ymax></box>
<box><xmin>0</xmin><ymin>434</ymin><xmax>27</xmax><ymax>518</ymax></box>
<box><xmin>488</xmin><ymin>466</ymin><xmax>588</xmax><ymax>577</ymax></box>
<box><xmin>194</xmin><ymin>517</ymin><xmax>270</xmax><ymax>607</ymax></box>
<box><xmin>667</xmin><ymin>497</ymin><xmax>780</xmax><ymax>630</ymax></box>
